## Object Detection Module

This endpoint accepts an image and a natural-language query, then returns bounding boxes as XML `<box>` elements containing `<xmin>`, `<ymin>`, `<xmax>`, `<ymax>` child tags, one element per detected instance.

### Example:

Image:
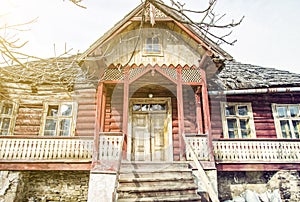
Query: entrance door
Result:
<box><xmin>129</xmin><ymin>98</ymin><xmax>172</xmax><ymax>162</ymax></box>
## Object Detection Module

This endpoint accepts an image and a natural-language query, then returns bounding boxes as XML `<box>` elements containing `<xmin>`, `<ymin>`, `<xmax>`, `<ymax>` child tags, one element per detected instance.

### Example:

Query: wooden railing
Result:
<box><xmin>0</xmin><ymin>136</ymin><xmax>93</xmax><ymax>162</ymax></box>
<box><xmin>213</xmin><ymin>139</ymin><xmax>300</xmax><ymax>163</ymax></box>
<box><xmin>183</xmin><ymin>134</ymin><xmax>219</xmax><ymax>202</ymax></box>
<box><xmin>185</xmin><ymin>134</ymin><xmax>209</xmax><ymax>161</ymax></box>
<box><xmin>98</xmin><ymin>132</ymin><xmax>124</xmax><ymax>161</ymax></box>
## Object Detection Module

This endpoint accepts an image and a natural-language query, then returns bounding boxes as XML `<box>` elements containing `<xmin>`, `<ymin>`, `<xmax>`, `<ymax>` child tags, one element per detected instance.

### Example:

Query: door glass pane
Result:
<box><xmin>238</xmin><ymin>106</ymin><xmax>248</xmax><ymax>116</ymax></box>
<box><xmin>47</xmin><ymin>105</ymin><xmax>59</xmax><ymax>117</ymax></box>
<box><xmin>290</xmin><ymin>106</ymin><xmax>299</xmax><ymax>117</ymax></box>
<box><xmin>133</xmin><ymin>104</ymin><xmax>141</xmax><ymax>111</ymax></box>
<box><xmin>141</xmin><ymin>104</ymin><xmax>149</xmax><ymax>111</ymax></box>
<box><xmin>59</xmin><ymin>119</ymin><xmax>71</xmax><ymax>136</ymax></box>
<box><xmin>292</xmin><ymin>120</ymin><xmax>300</xmax><ymax>138</ymax></box>
<box><xmin>150</xmin><ymin>104</ymin><xmax>166</xmax><ymax>111</ymax></box>
<box><xmin>277</xmin><ymin>107</ymin><xmax>287</xmax><ymax>118</ymax></box>
<box><xmin>225</xmin><ymin>106</ymin><xmax>235</xmax><ymax>116</ymax></box>
<box><xmin>280</xmin><ymin>120</ymin><xmax>290</xmax><ymax>138</ymax></box>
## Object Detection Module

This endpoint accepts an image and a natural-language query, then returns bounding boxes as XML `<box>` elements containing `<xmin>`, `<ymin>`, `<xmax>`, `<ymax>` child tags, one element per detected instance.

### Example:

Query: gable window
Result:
<box><xmin>0</xmin><ymin>101</ymin><xmax>17</xmax><ymax>136</ymax></box>
<box><xmin>144</xmin><ymin>36</ymin><xmax>162</xmax><ymax>55</ymax></box>
<box><xmin>272</xmin><ymin>104</ymin><xmax>300</xmax><ymax>138</ymax></box>
<box><xmin>221</xmin><ymin>102</ymin><xmax>256</xmax><ymax>138</ymax></box>
<box><xmin>41</xmin><ymin>102</ymin><xmax>77</xmax><ymax>136</ymax></box>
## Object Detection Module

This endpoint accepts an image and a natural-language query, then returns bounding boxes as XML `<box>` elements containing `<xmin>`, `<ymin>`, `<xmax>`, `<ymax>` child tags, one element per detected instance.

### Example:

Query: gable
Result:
<box><xmin>80</xmin><ymin>2</ymin><xmax>231</xmax><ymax>78</ymax></box>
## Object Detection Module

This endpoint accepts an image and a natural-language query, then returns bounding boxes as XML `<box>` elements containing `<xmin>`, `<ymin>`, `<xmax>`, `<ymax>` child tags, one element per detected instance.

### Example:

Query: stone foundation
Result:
<box><xmin>0</xmin><ymin>171</ymin><xmax>89</xmax><ymax>202</ymax></box>
<box><xmin>217</xmin><ymin>170</ymin><xmax>300</xmax><ymax>202</ymax></box>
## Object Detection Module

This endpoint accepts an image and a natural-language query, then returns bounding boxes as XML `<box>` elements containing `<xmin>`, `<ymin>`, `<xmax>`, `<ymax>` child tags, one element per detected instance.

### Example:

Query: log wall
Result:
<box><xmin>209</xmin><ymin>92</ymin><xmax>300</xmax><ymax>139</ymax></box>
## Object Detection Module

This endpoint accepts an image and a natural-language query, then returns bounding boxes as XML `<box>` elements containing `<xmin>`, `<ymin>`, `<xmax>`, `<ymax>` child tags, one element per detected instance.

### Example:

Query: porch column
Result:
<box><xmin>176</xmin><ymin>66</ymin><xmax>185</xmax><ymax>160</ymax></box>
<box><xmin>122</xmin><ymin>67</ymin><xmax>130</xmax><ymax>159</ymax></box>
<box><xmin>195</xmin><ymin>86</ymin><xmax>204</xmax><ymax>134</ymax></box>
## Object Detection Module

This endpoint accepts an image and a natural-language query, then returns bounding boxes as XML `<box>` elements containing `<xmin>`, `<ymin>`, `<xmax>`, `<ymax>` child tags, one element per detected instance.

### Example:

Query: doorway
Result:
<box><xmin>127</xmin><ymin>98</ymin><xmax>173</xmax><ymax>162</ymax></box>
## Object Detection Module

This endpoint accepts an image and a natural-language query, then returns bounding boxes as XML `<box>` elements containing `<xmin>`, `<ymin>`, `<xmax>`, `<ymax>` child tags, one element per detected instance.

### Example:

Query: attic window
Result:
<box><xmin>144</xmin><ymin>37</ymin><xmax>162</xmax><ymax>55</ymax></box>
<box><xmin>0</xmin><ymin>101</ymin><xmax>17</xmax><ymax>136</ymax></box>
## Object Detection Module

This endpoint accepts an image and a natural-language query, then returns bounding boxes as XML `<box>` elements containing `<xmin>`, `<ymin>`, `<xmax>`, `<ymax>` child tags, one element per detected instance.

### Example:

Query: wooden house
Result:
<box><xmin>0</xmin><ymin>1</ymin><xmax>299</xmax><ymax>202</ymax></box>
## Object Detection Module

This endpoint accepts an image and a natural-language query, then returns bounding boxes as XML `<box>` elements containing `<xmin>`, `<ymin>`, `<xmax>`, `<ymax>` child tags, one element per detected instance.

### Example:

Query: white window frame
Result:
<box><xmin>0</xmin><ymin>100</ymin><xmax>18</xmax><ymax>136</ymax></box>
<box><xmin>143</xmin><ymin>36</ymin><xmax>163</xmax><ymax>56</ymax></box>
<box><xmin>272</xmin><ymin>104</ymin><xmax>300</xmax><ymax>139</ymax></box>
<box><xmin>40</xmin><ymin>102</ymin><xmax>77</xmax><ymax>136</ymax></box>
<box><xmin>221</xmin><ymin>102</ymin><xmax>256</xmax><ymax>138</ymax></box>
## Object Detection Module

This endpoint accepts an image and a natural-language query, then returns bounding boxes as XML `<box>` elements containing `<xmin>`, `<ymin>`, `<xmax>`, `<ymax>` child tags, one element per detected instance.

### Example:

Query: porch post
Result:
<box><xmin>176</xmin><ymin>66</ymin><xmax>185</xmax><ymax>160</ymax></box>
<box><xmin>122</xmin><ymin>67</ymin><xmax>130</xmax><ymax>159</ymax></box>
<box><xmin>195</xmin><ymin>87</ymin><xmax>204</xmax><ymax>134</ymax></box>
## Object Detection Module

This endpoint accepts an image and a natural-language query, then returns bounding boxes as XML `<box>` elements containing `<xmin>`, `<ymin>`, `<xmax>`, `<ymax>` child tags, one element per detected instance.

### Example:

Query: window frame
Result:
<box><xmin>272</xmin><ymin>104</ymin><xmax>300</xmax><ymax>139</ymax></box>
<box><xmin>0</xmin><ymin>100</ymin><xmax>18</xmax><ymax>136</ymax></box>
<box><xmin>221</xmin><ymin>102</ymin><xmax>256</xmax><ymax>138</ymax></box>
<box><xmin>143</xmin><ymin>36</ymin><xmax>163</xmax><ymax>56</ymax></box>
<box><xmin>40</xmin><ymin>102</ymin><xmax>77</xmax><ymax>137</ymax></box>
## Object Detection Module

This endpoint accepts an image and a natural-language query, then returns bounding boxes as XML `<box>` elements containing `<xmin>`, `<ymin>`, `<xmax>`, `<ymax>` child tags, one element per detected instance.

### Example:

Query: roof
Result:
<box><xmin>208</xmin><ymin>61</ymin><xmax>300</xmax><ymax>90</ymax></box>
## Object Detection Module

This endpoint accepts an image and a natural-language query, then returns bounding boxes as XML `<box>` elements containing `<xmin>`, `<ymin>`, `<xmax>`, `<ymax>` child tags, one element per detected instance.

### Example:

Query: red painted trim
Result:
<box><xmin>216</xmin><ymin>163</ymin><xmax>300</xmax><ymax>171</ymax></box>
<box><xmin>0</xmin><ymin>163</ymin><xmax>91</xmax><ymax>171</ymax></box>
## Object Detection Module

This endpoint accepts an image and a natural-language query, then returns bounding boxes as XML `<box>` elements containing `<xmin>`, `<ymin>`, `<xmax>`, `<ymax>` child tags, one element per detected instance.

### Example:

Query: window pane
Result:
<box><xmin>47</xmin><ymin>105</ymin><xmax>59</xmax><ymax>117</ymax></box>
<box><xmin>59</xmin><ymin>119</ymin><xmax>71</xmax><ymax>136</ymax></box>
<box><xmin>227</xmin><ymin>119</ymin><xmax>238</xmax><ymax>138</ymax></box>
<box><xmin>277</xmin><ymin>107</ymin><xmax>287</xmax><ymax>118</ymax></box>
<box><xmin>290</xmin><ymin>106</ymin><xmax>299</xmax><ymax>117</ymax></box>
<box><xmin>227</xmin><ymin>119</ymin><xmax>237</xmax><ymax>129</ymax></box>
<box><xmin>153</xmin><ymin>37</ymin><xmax>159</xmax><ymax>44</ymax></box>
<box><xmin>225</xmin><ymin>106</ymin><xmax>235</xmax><ymax>116</ymax></box>
<box><xmin>45</xmin><ymin>119</ymin><xmax>57</xmax><ymax>131</ymax></box>
<box><xmin>238</xmin><ymin>106</ymin><xmax>248</xmax><ymax>116</ymax></box>
<box><xmin>1</xmin><ymin>104</ymin><xmax>13</xmax><ymax>115</ymax></box>
<box><xmin>241</xmin><ymin>130</ymin><xmax>250</xmax><ymax>138</ymax></box>
<box><xmin>44</xmin><ymin>130</ymin><xmax>56</xmax><ymax>136</ymax></box>
<box><xmin>1</xmin><ymin>118</ymin><xmax>10</xmax><ymax>130</ymax></box>
<box><xmin>240</xmin><ymin>119</ymin><xmax>249</xmax><ymax>130</ymax></box>
<box><xmin>292</xmin><ymin>120</ymin><xmax>300</xmax><ymax>138</ymax></box>
<box><xmin>280</xmin><ymin>120</ymin><xmax>290</xmax><ymax>138</ymax></box>
<box><xmin>61</xmin><ymin>104</ymin><xmax>72</xmax><ymax>116</ymax></box>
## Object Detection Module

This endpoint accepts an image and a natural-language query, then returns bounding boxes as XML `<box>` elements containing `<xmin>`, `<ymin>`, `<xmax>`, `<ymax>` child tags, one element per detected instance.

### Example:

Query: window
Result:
<box><xmin>144</xmin><ymin>37</ymin><xmax>162</xmax><ymax>55</ymax></box>
<box><xmin>41</xmin><ymin>102</ymin><xmax>77</xmax><ymax>136</ymax></box>
<box><xmin>272</xmin><ymin>104</ymin><xmax>300</xmax><ymax>138</ymax></box>
<box><xmin>0</xmin><ymin>101</ymin><xmax>17</xmax><ymax>135</ymax></box>
<box><xmin>221</xmin><ymin>102</ymin><xmax>256</xmax><ymax>138</ymax></box>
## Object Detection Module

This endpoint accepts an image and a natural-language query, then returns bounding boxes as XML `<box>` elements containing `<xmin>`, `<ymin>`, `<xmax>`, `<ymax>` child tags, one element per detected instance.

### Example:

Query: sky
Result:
<box><xmin>1</xmin><ymin>0</ymin><xmax>300</xmax><ymax>73</ymax></box>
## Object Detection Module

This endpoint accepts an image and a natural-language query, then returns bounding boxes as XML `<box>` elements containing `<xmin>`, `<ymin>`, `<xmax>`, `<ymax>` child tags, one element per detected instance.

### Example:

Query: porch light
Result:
<box><xmin>148</xmin><ymin>93</ymin><xmax>153</xmax><ymax>98</ymax></box>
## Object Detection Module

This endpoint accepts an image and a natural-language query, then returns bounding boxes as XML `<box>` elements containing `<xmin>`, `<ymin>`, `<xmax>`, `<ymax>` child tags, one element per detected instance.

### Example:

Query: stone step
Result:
<box><xmin>117</xmin><ymin>194</ymin><xmax>201</xmax><ymax>202</ymax></box>
<box><xmin>119</xmin><ymin>170</ymin><xmax>193</xmax><ymax>179</ymax></box>
<box><xmin>120</xmin><ymin>162</ymin><xmax>190</xmax><ymax>171</ymax></box>
<box><xmin>118</xmin><ymin>176</ymin><xmax>194</xmax><ymax>183</ymax></box>
<box><xmin>117</xmin><ymin>188</ymin><xmax>199</xmax><ymax>199</ymax></box>
<box><xmin>118</xmin><ymin>184</ymin><xmax>198</xmax><ymax>192</ymax></box>
<box><xmin>118</xmin><ymin>178</ymin><xmax>195</xmax><ymax>187</ymax></box>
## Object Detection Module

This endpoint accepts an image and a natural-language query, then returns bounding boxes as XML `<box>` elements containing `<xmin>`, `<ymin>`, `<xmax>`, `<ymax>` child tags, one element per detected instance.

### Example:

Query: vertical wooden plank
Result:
<box><xmin>176</xmin><ymin>66</ymin><xmax>185</xmax><ymax>160</ymax></box>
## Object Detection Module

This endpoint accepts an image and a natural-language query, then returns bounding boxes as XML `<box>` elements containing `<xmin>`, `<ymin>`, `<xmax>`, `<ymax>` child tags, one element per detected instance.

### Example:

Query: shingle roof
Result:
<box><xmin>208</xmin><ymin>61</ymin><xmax>300</xmax><ymax>90</ymax></box>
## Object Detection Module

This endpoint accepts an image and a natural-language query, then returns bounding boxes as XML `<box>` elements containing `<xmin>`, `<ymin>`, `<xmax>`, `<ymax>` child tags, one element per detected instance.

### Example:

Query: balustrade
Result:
<box><xmin>213</xmin><ymin>139</ymin><xmax>300</xmax><ymax>163</ymax></box>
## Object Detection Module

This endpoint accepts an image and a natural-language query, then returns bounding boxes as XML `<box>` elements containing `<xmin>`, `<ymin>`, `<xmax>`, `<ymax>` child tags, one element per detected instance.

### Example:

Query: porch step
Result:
<box><xmin>116</xmin><ymin>162</ymin><xmax>201</xmax><ymax>202</ymax></box>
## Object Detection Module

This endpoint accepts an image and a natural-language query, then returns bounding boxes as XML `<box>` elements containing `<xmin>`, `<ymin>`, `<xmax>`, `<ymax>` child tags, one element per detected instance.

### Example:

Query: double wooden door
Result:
<box><xmin>129</xmin><ymin>98</ymin><xmax>172</xmax><ymax>161</ymax></box>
